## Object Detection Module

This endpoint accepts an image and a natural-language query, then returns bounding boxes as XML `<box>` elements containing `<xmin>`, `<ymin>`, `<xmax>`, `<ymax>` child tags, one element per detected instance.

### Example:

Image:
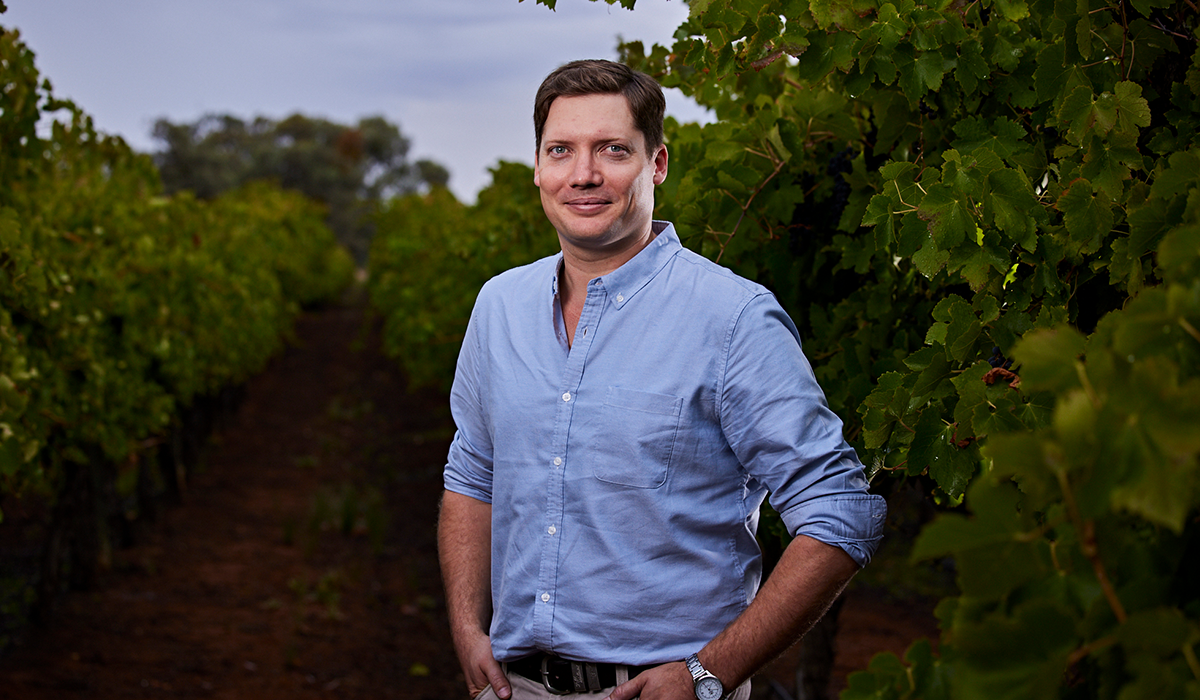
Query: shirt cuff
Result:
<box><xmin>781</xmin><ymin>494</ymin><xmax>887</xmax><ymax>567</ymax></box>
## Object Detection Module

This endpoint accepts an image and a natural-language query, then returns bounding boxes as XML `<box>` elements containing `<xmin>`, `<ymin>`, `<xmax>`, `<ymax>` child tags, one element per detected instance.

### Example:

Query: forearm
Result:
<box><xmin>700</xmin><ymin>535</ymin><xmax>860</xmax><ymax>689</ymax></box>
<box><xmin>438</xmin><ymin>490</ymin><xmax>494</xmax><ymax>655</ymax></box>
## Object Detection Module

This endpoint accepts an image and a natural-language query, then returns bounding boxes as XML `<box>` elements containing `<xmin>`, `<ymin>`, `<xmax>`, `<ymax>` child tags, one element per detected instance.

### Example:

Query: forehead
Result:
<box><xmin>541</xmin><ymin>93</ymin><xmax>638</xmax><ymax>143</ymax></box>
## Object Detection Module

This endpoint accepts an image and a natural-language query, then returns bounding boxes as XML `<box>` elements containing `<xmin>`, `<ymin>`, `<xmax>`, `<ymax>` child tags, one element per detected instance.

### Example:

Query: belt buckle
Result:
<box><xmin>540</xmin><ymin>655</ymin><xmax>571</xmax><ymax>696</ymax></box>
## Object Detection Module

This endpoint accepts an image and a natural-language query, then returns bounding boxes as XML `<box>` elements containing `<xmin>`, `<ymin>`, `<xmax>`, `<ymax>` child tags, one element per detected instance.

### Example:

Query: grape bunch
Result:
<box><xmin>987</xmin><ymin>346</ymin><xmax>1013</xmax><ymax>370</ymax></box>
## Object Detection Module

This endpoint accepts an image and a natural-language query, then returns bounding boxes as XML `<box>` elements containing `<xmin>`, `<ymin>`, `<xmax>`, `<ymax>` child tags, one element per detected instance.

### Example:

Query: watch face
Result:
<box><xmin>696</xmin><ymin>676</ymin><xmax>724</xmax><ymax>700</ymax></box>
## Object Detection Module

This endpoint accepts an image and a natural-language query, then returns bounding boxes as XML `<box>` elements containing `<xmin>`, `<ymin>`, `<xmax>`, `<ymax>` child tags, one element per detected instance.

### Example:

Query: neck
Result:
<box><xmin>557</xmin><ymin>223</ymin><xmax>656</xmax><ymax>346</ymax></box>
<box><xmin>558</xmin><ymin>222</ymin><xmax>655</xmax><ymax>293</ymax></box>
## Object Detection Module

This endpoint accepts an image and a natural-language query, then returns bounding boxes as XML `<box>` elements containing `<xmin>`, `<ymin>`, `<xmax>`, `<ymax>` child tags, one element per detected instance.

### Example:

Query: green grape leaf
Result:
<box><xmin>1011</xmin><ymin>327</ymin><xmax>1086</xmax><ymax>393</ymax></box>
<box><xmin>908</xmin><ymin>410</ymin><xmax>975</xmax><ymax>498</ymax></box>
<box><xmin>1057</xmin><ymin>85</ymin><xmax>1108</xmax><ymax>146</ymax></box>
<box><xmin>809</xmin><ymin>0</ymin><xmax>858</xmax><ymax>29</ymax></box>
<box><xmin>954</xmin><ymin>115</ymin><xmax>1026</xmax><ymax>162</ymax></box>
<box><xmin>951</xmin><ymin>598</ymin><xmax>1075</xmax><ymax>699</ymax></box>
<box><xmin>912</xmin><ymin>238</ymin><xmax>950</xmax><ymax>277</ymax></box>
<box><xmin>920</xmin><ymin>184</ymin><xmax>974</xmax><ymax>250</ymax></box>
<box><xmin>1034</xmin><ymin>42</ymin><xmax>1088</xmax><ymax>103</ymax></box>
<box><xmin>904</xmin><ymin>345</ymin><xmax>946</xmax><ymax>371</ymax></box>
<box><xmin>705</xmin><ymin>140</ymin><xmax>747</xmax><ymax>162</ymax></box>
<box><xmin>913</xmin><ymin>479</ymin><xmax>1027</xmax><ymax>559</ymax></box>
<box><xmin>1109</xmin><ymin>416</ymin><xmax>1194</xmax><ymax>533</ymax></box>
<box><xmin>914</xmin><ymin>51</ymin><xmax>947</xmax><ymax>92</ymax></box>
<box><xmin>1110</xmin><ymin>81</ymin><xmax>1152</xmax><ymax>135</ymax></box>
<box><xmin>1081</xmin><ymin>132</ymin><xmax>1141</xmax><ymax>199</ymax></box>
<box><xmin>947</xmin><ymin>243</ymin><xmax>1008</xmax><ymax>292</ymax></box>
<box><xmin>935</xmin><ymin>295</ymin><xmax>983</xmax><ymax>362</ymax></box>
<box><xmin>874</xmin><ymin>3</ymin><xmax>908</xmax><ymax>51</ymax></box>
<box><xmin>951</xmin><ymin>363</ymin><xmax>990</xmax><ymax>440</ymax></box>
<box><xmin>1052</xmin><ymin>388</ymin><xmax>1099</xmax><ymax>470</ymax></box>
<box><xmin>1150</xmin><ymin>149</ymin><xmax>1200</xmax><ymax>200</ymax></box>
<box><xmin>993</xmin><ymin>0</ymin><xmax>1031</xmax><ymax>20</ymax></box>
<box><xmin>1056</xmin><ymin>178</ymin><xmax>1113</xmax><ymax>254</ymax></box>
<box><xmin>1075</xmin><ymin>0</ymin><xmax>1093</xmax><ymax>59</ymax></box>
<box><xmin>1156</xmin><ymin>224</ymin><xmax>1200</xmax><ymax>281</ymax></box>
<box><xmin>986</xmin><ymin>431</ymin><xmax>1060</xmax><ymax>505</ymax></box>
<box><xmin>1119</xmin><ymin>608</ymin><xmax>1192</xmax><ymax>655</ymax></box>
<box><xmin>890</xmin><ymin>210</ymin><xmax>923</xmax><ymax>258</ymax></box>
<box><xmin>987</xmin><ymin>168</ymin><xmax>1039</xmax><ymax>246</ymax></box>
<box><xmin>862</xmin><ymin>371</ymin><xmax>908</xmax><ymax>448</ymax></box>
<box><xmin>956</xmin><ymin>41</ymin><xmax>991</xmax><ymax>95</ymax></box>
<box><xmin>910</xmin><ymin>349</ymin><xmax>953</xmax><ymax>407</ymax></box>
<box><xmin>862</xmin><ymin>193</ymin><xmax>895</xmax><ymax>228</ymax></box>
<box><xmin>895</xmin><ymin>48</ymin><xmax>947</xmax><ymax>100</ymax></box>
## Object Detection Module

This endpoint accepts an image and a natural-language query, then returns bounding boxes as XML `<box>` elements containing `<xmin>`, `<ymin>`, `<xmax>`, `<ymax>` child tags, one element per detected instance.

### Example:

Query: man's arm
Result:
<box><xmin>438</xmin><ymin>490</ymin><xmax>511</xmax><ymax>699</ymax></box>
<box><xmin>605</xmin><ymin>534</ymin><xmax>859</xmax><ymax>700</ymax></box>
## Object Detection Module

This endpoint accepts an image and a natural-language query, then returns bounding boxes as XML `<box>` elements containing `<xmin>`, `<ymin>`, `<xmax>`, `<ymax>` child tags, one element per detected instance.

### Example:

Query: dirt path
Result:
<box><xmin>0</xmin><ymin>301</ymin><xmax>936</xmax><ymax>700</ymax></box>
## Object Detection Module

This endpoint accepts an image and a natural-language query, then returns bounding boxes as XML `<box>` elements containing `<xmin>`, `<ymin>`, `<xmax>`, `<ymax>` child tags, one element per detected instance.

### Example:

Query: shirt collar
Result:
<box><xmin>553</xmin><ymin>221</ymin><xmax>679</xmax><ymax>308</ymax></box>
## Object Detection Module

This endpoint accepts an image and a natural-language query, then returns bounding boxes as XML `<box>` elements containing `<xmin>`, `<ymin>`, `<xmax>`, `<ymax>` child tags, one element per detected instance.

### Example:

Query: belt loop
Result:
<box><xmin>570</xmin><ymin>661</ymin><xmax>587</xmax><ymax>692</ymax></box>
<box><xmin>585</xmin><ymin>662</ymin><xmax>602</xmax><ymax>691</ymax></box>
<box><xmin>615</xmin><ymin>664</ymin><xmax>630</xmax><ymax>685</ymax></box>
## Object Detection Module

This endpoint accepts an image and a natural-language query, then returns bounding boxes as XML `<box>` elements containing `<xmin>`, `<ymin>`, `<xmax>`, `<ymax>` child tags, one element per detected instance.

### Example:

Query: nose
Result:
<box><xmin>569</xmin><ymin>152</ymin><xmax>601</xmax><ymax>187</ymax></box>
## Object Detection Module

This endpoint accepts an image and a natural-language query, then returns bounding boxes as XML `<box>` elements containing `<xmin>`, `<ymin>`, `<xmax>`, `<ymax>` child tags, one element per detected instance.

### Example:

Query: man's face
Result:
<box><xmin>534</xmin><ymin>93</ymin><xmax>668</xmax><ymax>259</ymax></box>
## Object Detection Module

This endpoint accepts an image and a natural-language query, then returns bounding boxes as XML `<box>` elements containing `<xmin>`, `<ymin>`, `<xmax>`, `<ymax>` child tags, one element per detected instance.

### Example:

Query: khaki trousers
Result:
<box><xmin>473</xmin><ymin>666</ymin><xmax>752</xmax><ymax>700</ymax></box>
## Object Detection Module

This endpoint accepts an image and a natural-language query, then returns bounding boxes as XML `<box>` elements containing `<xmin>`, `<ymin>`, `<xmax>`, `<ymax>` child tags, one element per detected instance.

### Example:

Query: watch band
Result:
<box><xmin>684</xmin><ymin>653</ymin><xmax>726</xmax><ymax>700</ymax></box>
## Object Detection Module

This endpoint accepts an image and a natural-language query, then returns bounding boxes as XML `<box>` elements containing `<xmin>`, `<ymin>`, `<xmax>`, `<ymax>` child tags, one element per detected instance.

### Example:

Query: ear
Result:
<box><xmin>533</xmin><ymin>149</ymin><xmax>541</xmax><ymax>187</ymax></box>
<box><xmin>652</xmin><ymin>144</ymin><xmax>668</xmax><ymax>186</ymax></box>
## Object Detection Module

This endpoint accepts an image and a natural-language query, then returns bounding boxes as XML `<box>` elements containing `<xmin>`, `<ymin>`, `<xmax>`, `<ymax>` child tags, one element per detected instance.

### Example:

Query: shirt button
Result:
<box><xmin>616</xmin><ymin>294</ymin><xmax>624</xmax><ymax>303</ymax></box>
<box><xmin>541</xmin><ymin>593</ymin><xmax>550</xmax><ymax>603</ymax></box>
<box><xmin>562</xmin><ymin>392</ymin><xmax>571</xmax><ymax>402</ymax></box>
<box><xmin>553</xmin><ymin>457</ymin><xmax>562</xmax><ymax>466</ymax></box>
<box><xmin>548</xmin><ymin>526</ymin><xmax>557</xmax><ymax>535</ymax></box>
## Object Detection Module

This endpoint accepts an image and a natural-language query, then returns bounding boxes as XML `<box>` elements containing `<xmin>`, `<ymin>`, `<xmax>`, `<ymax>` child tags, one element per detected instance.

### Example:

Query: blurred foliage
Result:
<box><xmin>0</xmin><ymin>24</ymin><xmax>354</xmax><ymax>518</ymax></box>
<box><xmin>367</xmin><ymin>162</ymin><xmax>559</xmax><ymax>390</ymax></box>
<box><xmin>153</xmin><ymin>112</ymin><xmax>449</xmax><ymax>264</ymax></box>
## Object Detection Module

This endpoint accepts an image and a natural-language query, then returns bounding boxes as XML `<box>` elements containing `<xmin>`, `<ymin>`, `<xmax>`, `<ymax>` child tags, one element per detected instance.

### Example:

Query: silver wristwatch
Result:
<box><xmin>684</xmin><ymin>653</ymin><xmax>725</xmax><ymax>700</ymax></box>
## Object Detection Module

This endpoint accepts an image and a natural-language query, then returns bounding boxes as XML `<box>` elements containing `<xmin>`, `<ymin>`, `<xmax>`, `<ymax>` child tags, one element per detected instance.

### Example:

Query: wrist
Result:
<box><xmin>684</xmin><ymin>652</ymin><xmax>727</xmax><ymax>700</ymax></box>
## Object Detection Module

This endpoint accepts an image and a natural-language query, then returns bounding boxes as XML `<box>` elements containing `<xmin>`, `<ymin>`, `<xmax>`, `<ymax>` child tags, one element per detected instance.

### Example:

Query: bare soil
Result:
<box><xmin>0</xmin><ymin>300</ymin><xmax>938</xmax><ymax>700</ymax></box>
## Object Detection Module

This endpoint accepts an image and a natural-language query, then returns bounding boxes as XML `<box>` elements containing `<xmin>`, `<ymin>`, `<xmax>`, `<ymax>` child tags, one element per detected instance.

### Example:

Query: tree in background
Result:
<box><xmin>152</xmin><ymin>113</ymin><xmax>449</xmax><ymax>264</ymax></box>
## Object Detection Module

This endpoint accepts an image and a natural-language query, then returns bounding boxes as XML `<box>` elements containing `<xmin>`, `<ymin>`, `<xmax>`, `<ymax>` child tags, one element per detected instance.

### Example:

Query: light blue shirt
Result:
<box><xmin>444</xmin><ymin>221</ymin><xmax>885</xmax><ymax>666</ymax></box>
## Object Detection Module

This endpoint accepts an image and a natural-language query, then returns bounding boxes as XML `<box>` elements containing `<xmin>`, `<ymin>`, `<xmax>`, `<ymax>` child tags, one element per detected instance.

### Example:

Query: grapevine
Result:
<box><xmin>0</xmin><ymin>23</ymin><xmax>353</xmax><ymax>617</ymax></box>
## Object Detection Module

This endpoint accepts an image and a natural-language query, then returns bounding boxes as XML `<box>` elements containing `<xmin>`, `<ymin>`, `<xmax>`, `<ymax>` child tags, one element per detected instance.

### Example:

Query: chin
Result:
<box><xmin>561</xmin><ymin>222</ymin><xmax>618</xmax><ymax>243</ymax></box>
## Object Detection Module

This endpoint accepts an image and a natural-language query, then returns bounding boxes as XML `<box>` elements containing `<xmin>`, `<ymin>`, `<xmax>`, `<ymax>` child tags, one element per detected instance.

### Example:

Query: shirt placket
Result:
<box><xmin>532</xmin><ymin>277</ymin><xmax>607</xmax><ymax>650</ymax></box>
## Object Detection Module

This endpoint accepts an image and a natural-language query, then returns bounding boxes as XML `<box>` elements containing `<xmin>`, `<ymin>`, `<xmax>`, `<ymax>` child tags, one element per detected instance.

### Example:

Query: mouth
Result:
<box><xmin>564</xmin><ymin>197</ymin><xmax>610</xmax><ymax>212</ymax></box>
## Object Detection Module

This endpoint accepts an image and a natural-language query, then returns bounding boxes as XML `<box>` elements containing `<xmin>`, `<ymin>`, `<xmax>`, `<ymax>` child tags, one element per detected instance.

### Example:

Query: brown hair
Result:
<box><xmin>533</xmin><ymin>59</ymin><xmax>665</xmax><ymax>154</ymax></box>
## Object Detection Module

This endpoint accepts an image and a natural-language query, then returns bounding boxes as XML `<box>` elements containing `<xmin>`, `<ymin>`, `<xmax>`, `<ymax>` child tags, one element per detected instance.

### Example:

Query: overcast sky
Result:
<box><xmin>3</xmin><ymin>0</ymin><xmax>710</xmax><ymax>202</ymax></box>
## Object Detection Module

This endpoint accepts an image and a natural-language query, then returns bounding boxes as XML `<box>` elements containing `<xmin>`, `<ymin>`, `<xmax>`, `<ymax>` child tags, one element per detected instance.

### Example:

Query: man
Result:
<box><xmin>439</xmin><ymin>59</ymin><xmax>885</xmax><ymax>700</ymax></box>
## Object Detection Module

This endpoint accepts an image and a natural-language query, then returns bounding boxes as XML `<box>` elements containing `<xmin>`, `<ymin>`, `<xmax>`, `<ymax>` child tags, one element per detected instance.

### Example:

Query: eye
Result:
<box><xmin>605</xmin><ymin>144</ymin><xmax>628</xmax><ymax>154</ymax></box>
<box><xmin>548</xmin><ymin>145</ymin><xmax>568</xmax><ymax>156</ymax></box>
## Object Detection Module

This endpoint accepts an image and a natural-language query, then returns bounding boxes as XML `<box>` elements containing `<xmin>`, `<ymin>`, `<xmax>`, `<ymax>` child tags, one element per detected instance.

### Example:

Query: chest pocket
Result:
<box><xmin>590</xmin><ymin>386</ymin><xmax>682</xmax><ymax>489</ymax></box>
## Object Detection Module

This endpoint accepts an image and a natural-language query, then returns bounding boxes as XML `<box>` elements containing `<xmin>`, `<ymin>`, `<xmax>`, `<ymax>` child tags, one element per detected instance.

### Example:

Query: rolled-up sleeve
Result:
<box><xmin>443</xmin><ymin>302</ymin><xmax>495</xmax><ymax>504</ymax></box>
<box><xmin>719</xmin><ymin>294</ymin><xmax>886</xmax><ymax>567</ymax></box>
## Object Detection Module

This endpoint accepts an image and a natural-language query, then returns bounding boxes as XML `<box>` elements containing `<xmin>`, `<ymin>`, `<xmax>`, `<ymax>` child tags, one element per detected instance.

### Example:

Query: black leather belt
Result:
<box><xmin>508</xmin><ymin>652</ymin><xmax>657</xmax><ymax>695</ymax></box>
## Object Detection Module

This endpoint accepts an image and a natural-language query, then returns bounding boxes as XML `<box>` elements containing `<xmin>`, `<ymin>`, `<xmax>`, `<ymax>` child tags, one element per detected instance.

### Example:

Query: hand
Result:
<box><xmin>453</xmin><ymin>627</ymin><xmax>510</xmax><ymax>699</ymax></box>
<box><xmin>605</xmin><ymin>661</ymin><xmax>695</xmax><ymax>700</ymax></box>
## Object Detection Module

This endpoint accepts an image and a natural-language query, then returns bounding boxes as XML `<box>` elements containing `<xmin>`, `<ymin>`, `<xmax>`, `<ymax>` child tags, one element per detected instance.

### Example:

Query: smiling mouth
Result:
<box><xmin>565</xmin><ymin>198</ymin><xmax>610</xmax><ymax>210</ymax></box>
